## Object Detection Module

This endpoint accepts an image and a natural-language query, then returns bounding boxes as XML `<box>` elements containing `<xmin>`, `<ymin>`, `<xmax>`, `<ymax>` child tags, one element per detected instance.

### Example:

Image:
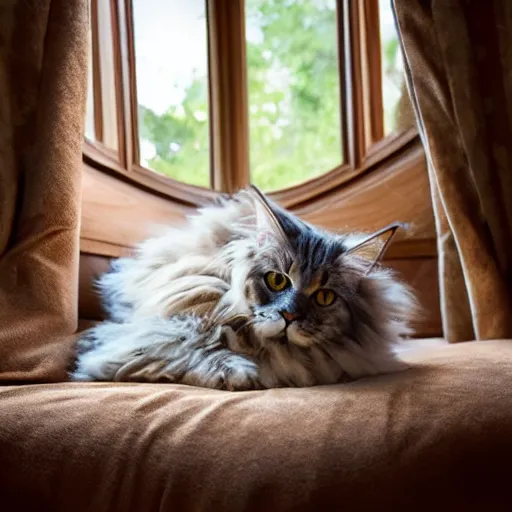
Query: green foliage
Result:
<box><xmin>138</xmin><ymin>0</ymin><xmax>401</xmax><ymax>191</ymax></box>
<box><xmin>139</xmin><ymin>75</ymin><xmax>209</xmax><ymax>187</ymax></box>
<box><xmin>245</xmin><ymin>0</ymin><xmax>342</xmax><ymax>191</ymax></box>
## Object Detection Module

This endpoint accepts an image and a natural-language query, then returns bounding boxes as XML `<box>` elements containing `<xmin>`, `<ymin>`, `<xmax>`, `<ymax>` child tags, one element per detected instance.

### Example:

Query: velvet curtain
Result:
<box><xmin>0</xmin><ymin>0</ymin><xmax>88</xmax><ymax>381</ymax></box>
<box><xmin>393</xmin><ymin>0</ymin><xmax>512</xmax><ymax>342</ymax></box>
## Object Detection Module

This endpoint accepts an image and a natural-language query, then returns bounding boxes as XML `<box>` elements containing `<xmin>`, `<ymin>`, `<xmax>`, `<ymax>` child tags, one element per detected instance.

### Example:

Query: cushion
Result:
<box><xmin>2</xmin><ymin>340</ymin><xmax>512</xmax><ymax>511</ymax></box>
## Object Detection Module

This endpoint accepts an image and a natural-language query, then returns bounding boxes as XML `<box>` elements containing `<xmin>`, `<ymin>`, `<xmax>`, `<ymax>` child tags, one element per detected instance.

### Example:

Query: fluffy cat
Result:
<box><xmin>71</xmin><ymin>186</ymin><xmax>417</xmax><ymax>390</ymax></box>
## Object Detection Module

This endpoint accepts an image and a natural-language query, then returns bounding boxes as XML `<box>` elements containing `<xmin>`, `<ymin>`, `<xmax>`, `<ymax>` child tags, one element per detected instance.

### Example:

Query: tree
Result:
<box><xmin>245</xmin><ymin>0</ymin><xmax>342</xmax><ymax>191</ymax></box>
<box><xmin>138</xmin><ymin>75</ymin><xmax>209</xmax><ymax>187</ymax></box>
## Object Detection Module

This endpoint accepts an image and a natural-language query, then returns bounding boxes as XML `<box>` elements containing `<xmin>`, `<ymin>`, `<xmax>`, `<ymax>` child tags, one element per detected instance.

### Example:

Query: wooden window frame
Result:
<box><xmin>84</xmin><ymin>0</ymin><xmax>419</xmax><ymax>210</ymax></box>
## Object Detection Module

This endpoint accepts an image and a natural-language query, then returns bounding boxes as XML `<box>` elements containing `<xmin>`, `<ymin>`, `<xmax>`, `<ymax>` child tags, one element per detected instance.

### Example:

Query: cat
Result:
<box><xmin>70</xmin><ymin>186</ymin><xmax>418</xmax><ymax>390</ymax></box>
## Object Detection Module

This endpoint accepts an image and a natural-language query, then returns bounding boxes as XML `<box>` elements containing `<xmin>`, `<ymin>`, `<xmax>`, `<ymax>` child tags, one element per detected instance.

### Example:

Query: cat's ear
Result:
<box><xmin>343</xmin><ymin>222</ymin><xmax>405</xmax><ymax>273</ymax></box>
<box><xmin>246</xmin><ymin>185</ymin><xmax>288</xmax><ymax>248</ymax></box>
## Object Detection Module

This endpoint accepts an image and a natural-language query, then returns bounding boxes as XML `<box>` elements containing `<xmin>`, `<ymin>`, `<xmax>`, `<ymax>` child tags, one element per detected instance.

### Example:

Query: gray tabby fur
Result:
<box><xmin>71</xmin><ymin>187</ymin><xmax>418</xmax><ymax>390</ymax></box>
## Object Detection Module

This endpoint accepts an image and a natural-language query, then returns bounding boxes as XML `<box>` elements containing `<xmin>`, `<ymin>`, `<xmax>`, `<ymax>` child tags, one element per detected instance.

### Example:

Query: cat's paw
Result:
<box><xmin>220</xmin><ymin>356</ymin><xmax>262</xmax><ymax>391</ymax></box>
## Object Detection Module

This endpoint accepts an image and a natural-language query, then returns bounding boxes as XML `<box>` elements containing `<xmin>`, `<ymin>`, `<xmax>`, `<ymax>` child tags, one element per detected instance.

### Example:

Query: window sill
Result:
<box><xmin>81</xmin><ymin>135</ymin><xmax>434</xmax><ymax>260</ymax></box>
<box><xmin>83</xmin><ymin>128</ymin><xmax>418</xmax><ymax>210</ymax></box>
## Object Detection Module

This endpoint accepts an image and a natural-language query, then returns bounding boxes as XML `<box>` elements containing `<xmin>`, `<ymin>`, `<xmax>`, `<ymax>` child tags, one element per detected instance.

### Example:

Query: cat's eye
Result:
<box><xmin>314</xmin><ymin>289</ymin><xmax>336</xmax><ymax>307</ymax></box>
<box><xmin>264</xmin><ymin>272</ymin><xmax>290</xmax><ymax>292</ymax></box>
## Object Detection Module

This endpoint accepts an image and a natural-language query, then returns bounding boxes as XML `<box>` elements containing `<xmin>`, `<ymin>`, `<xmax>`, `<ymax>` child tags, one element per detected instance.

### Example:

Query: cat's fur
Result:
<box><xmin>71</xmin><ymin>187</ymin><xmax>418</xmax><ymax>390</ymax></box>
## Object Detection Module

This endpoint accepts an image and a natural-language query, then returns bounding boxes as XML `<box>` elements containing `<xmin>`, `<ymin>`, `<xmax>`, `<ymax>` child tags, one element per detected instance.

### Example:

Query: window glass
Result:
<box><xmin>132</xmin><ymin>0</ymin><xmax>210</xmax><ymax>187</ymax></box>
<box><xmin>379</xmin><ymin>0</ymin><xmax>414</xmax><ymax>135</ymax></box>
<box><xmin>246</xmin><ymin>0</ymin><xmax>343</xmax><ymax>192</ymax></box>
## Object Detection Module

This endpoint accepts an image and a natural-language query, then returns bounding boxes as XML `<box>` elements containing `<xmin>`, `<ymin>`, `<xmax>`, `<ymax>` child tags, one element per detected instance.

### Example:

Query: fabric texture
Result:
<box><xmin>0</xmin><ymin>0</ymin><xmax>88</xmax><ymax>381</ymax></box>
<box><xmin>393</xmin><ymin>0</ymin><xmax>512</xmax><ymax>341</ymax></box>
<box><xmin>1</xmin><ymin>340</ymin><xmax>512</xmax><ymax>511</ymax></box>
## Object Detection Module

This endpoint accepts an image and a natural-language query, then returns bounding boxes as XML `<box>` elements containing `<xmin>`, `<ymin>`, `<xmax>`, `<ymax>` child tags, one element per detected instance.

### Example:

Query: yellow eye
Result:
<box><xmin>314</xmin><ymin>289</ymin><xmax>336</xmax><ymax>307</ymax></box>
<box><xmin>264</xmin><ymin>272</ymin><xmax>290</xmax><ymax>292</ymax></box>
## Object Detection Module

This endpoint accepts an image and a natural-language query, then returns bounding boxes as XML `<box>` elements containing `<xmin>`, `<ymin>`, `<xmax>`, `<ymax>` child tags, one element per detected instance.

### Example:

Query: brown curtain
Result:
<box><xmin>0</xmin><ymin>0</ymin><xmax>88</xmax><ymax>381</ymax></box>
<box><xmin>393</xmin><ymin>0</ymin><xmax>512</xmax><ymax>342</ymax></box>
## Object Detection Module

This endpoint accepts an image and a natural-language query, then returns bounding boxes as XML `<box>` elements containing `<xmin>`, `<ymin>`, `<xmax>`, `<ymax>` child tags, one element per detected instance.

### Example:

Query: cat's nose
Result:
<box><xmin>280</xmin><ymin>311</ymin><xmax>299</xmax><ymax>323</ymax></box>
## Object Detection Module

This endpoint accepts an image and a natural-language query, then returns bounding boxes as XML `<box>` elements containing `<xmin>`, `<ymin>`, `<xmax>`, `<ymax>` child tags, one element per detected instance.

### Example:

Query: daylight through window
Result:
<box><xmin>84</xmin><ymin>0</ymin><xmax>416</xmax><ymax>199</ymax></box>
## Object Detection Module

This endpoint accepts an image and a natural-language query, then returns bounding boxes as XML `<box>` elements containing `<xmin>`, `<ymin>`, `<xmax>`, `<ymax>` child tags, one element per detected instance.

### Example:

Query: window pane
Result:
<box><xmin>379</xmin><ymin>0</ymin><xmax>415</xmax><ymax>135</ymax></box>
<box><xmin>85</xmin><ymin>0</ymin><xmax>119</xmax><ymax>151</ymax></box>
<box><xmin>132</xmin><ymin>0</ymin><xmax>210</xmax><ymax>188</ymax></box>
<box><xmin>246</xmin><ymin>0</ymin><xmax>343</xmax><ymax>192</ymax></box>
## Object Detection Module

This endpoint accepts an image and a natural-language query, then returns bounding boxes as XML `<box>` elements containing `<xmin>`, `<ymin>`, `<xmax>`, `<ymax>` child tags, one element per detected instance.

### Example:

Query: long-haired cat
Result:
<box><xmin>71</xmin><ymin>186</ymin><xmax>417</xmax><ymax>390</ymax></box>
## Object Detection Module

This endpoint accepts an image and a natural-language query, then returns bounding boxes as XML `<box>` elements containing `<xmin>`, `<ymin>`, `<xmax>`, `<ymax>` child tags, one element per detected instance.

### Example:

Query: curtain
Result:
<box><xmin>0</xmin><ymin>0</ymin><xmax>88</xmax><ymax>381</ymax></box>
<box><xmin>393</xmin><ymin>0</ymin><xmax>512</xmax><ymax>342</ymax></box>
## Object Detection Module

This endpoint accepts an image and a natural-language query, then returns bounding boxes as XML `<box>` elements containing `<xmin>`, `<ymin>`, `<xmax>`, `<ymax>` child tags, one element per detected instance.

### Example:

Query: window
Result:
<box><xmin>84</xmin><ymin>0</ymin><xmax>416</xmax><ymax>203</ymax></box>
<box><xmin>246</xmin><ymin>0</ymin><xmax>343</xmax><ymax>191</ymax></box>
<box><xmin>378</xmin><ymin>0</ymin><xmax>414</xmax><ymax>135</ymax></box>
<box><xmin>133</xmin><ymin>0</ymin><xmax>211</xmax><ymax>188</ymax></box>
<box><xmin>87</xmin><ymin>0</ymin><xmax>119</xmax><ymax>151</ymax></box>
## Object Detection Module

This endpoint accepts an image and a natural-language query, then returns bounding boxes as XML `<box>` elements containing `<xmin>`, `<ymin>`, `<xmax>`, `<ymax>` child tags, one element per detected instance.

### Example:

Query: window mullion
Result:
<box><xmin>344</xmin><ymin>0</ymin><xmax>365</xmax><ymax>169</ymax></box>
<box><xmin>111</xmin><ymin>0</ymin><xmax>135</xmax><ymax>171</ymax></box>
<box><xmin>124</xmin><ymin>0</ymin><xmax>140</xmax><ymax>167</ymax></box>
<box><xmin>361</xmin><ymin>0</ymin><xmax>384</xmax><ymax>146</ymax></box>
<box><xmin>336</xmin><ymin>0</ymin><xmax>348</xmax><ymax>167</ymax></box>
<box><xmin>94</xmin><ymin>0</ymin><xmax>120</xmax><ymax>153</ymax></box>
<box><xmin>207</xmin><ymin>0</ymin><xmax>250</xmax><ymax>194</ymax></box>
<box><xmin>90</xmin><ymin>0</ymin><xmax>103</xmax><ymax>142</ymax></box>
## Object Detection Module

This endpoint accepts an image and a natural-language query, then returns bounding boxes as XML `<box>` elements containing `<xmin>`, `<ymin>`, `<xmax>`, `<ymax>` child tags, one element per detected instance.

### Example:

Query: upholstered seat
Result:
<box><xmin>2</xmin><ymin>339</ymin><xmax>512</xmax><ymax>511</ymax></box>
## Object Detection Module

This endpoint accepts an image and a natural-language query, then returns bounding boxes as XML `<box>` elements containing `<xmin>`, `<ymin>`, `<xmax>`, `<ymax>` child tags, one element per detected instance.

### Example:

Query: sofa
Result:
<box><xmin>2</xmin><ymin>339</ymin><xmax>512</xmax><ymax>511</ymax></box>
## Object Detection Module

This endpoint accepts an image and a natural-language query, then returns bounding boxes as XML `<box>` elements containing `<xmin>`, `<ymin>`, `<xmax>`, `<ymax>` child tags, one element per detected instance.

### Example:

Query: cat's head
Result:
<box><xmin>235</xmin><ymin>186</ymin><xmax>417</xmax><ymax>350</ymax></box>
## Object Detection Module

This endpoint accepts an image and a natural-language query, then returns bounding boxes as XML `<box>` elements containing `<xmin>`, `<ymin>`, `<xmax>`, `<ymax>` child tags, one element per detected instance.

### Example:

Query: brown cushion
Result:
<box><xmin>1</xmin><ymin>340</ymin><xmax>512</xmax><ymax>511</ymax></box>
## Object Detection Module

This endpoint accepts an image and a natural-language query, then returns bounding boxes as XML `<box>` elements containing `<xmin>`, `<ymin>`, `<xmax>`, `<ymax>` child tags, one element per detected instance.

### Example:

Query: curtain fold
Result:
<box><xmin>393</xmin><ymin>0</ymin><xmax>512</xmax><ymax>341</ymax></box>
<box><xmin>0</xmin><ymin>0</ymin><xmax>88</xmax><ymax>381</ymax></box>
